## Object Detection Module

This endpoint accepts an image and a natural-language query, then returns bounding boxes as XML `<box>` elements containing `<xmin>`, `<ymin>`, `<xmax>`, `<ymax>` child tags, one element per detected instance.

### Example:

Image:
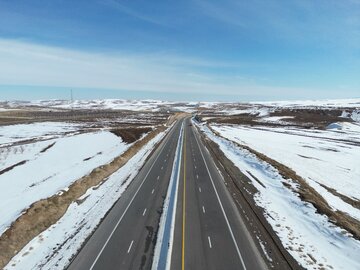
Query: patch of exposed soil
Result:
<box><xmin>39</xmin><ymin>142</ymin><xmax>56</xmax><ymax>153</ymax></box>
<box><xmin>111</xmin><ymin>127</ymin><xmax>152</xmax><ymax>143</ymax></box>
<box><xmin>0</xmin><ymin>160</ymin><xmax>28</xmax><ymax>176</ymax></box>
<box><xmin>0</xmin><ymin>125</ymin><xmax>168</xmax><ymax>269</ymax></box>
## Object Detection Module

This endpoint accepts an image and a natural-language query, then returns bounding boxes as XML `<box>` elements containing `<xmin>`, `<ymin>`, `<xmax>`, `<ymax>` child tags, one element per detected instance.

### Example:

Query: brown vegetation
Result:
<box><xmin>111</xmin><ymin>127</ymin><xmax>153</xmax><ymax>143</ymax></box>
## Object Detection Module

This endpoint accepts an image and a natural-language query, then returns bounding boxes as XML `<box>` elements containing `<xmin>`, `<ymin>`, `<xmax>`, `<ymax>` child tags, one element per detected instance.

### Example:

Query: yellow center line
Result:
<box><xmin>182</xmin><ymin>125</ymin><xmax>186</xmax><ymax>270</ymax></box>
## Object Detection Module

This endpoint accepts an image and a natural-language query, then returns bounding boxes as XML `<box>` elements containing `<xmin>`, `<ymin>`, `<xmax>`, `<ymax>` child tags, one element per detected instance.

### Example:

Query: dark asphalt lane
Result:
<box><xmin>170</xmin><ymin>118</ymin><xmax>267</xmax><ymax>270</ymax></box>
<box><xmin>67</xmin><ymin>120</ymin><xmax>183</xmax><ymax>270</ymax></box>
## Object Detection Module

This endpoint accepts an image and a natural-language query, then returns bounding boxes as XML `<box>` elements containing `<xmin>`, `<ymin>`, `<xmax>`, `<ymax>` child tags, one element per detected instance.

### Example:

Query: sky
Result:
<box><xmin>0</xmin><ymin>0</ymin><xmax>359</xmax><ymax>102</ymax></box>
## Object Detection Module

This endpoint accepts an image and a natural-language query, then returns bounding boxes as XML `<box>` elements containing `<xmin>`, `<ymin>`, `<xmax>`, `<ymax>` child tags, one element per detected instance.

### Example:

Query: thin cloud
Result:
<box><xmin>0</xmin><ymin>38</ymin><xmax>353</xmax><ymax>100</ymax></box>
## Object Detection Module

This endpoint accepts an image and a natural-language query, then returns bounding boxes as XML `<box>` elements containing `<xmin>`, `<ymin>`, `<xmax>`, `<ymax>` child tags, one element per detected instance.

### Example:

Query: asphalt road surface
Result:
<box><xmin>170</xmin><ymin>118</ymin><xmax>267</xmax><ymax>270</ymax></box>
<box><xmin>67</xmin><ymin>117</ymin><xmax>267</xmax><ymax>270</ymax></box>
<box><xmin>67</xmin><ymin>120</ymin><xmax>183</xmax><ymax>270</ymax></box>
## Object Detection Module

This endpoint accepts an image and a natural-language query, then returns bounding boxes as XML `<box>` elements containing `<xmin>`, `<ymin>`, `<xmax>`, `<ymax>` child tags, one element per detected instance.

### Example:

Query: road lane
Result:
<box><xmin>67</xmin><ymin>120</ymin><xmax>183</xmax><ymax>270</ymax></box>
<box><xmin>170</xmin><ymin>117</ymin><xmax>267</xmax><ymax>270</ymax></box>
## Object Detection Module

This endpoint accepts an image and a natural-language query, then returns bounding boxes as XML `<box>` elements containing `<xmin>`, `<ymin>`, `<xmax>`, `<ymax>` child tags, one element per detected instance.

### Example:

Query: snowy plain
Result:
<box><xmin>210</xmin><ymin>123</ymin><xmax>360</xmax><ymax>221</ymax></box>
<box><xmin>0</xmin><ymin>122</ymin><xmax>130</xmax><ymax>234</ymax></box>
<box><xmin>197</xmin><ymin>123</ymin><xmax>360</xmax><ymax>270</ymax></box>
<box><xmin>4</xmin><ymin>129</ymin><xmax>167</xmax><ymax>270</ymax></box>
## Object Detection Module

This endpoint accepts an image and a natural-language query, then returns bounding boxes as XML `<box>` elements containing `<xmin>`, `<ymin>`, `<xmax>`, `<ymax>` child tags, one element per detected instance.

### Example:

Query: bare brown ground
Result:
<box><xmin>210</xmin><ymin>127</ymin><xmax>360</xmax><ymax>241</ymax></box>
<box><xmin>0</xmin><ymin>125</ymin><xmax>168</xmax><ymax>269</ymax></box>
<box><xmin>111</xmin><ymin>127</ymin><xmax>153</xmax><ymax>143</ymax></box>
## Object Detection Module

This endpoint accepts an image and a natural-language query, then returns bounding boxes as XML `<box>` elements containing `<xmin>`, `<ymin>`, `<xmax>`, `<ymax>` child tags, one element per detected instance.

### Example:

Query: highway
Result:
<box><xmin>170</xmin><ymin>118</ymin><xmax>266</xmax><ymax>270</ymax></box>
<box><xmin>67</xmin><ymin>117</ymin><xmax>267</xmax><ymax>270</ymax></box>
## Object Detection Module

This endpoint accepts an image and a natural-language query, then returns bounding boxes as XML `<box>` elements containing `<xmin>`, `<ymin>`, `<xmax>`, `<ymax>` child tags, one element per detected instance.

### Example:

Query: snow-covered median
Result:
<box><xmin>197</xmin><ymin>123</ymin><xmax>360</xmax><ymax>270</ymax></box>
<box><xmin>5</xmin><ymin>129</ymin><xmax>167</xmax><ymax>270</ymax></box>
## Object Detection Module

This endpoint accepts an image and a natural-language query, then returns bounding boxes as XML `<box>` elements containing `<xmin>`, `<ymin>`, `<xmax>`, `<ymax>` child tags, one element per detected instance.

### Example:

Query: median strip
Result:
<box><xmin>152</xmin><ymin>122</ymin><xmax>184</xmax><ymax>270</ymax></box>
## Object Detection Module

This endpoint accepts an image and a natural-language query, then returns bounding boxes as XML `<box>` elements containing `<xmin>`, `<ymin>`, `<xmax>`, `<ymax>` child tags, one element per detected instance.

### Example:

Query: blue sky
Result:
<box><xmin>0</xmin><ymin>0</ymin><xmax>359</xmax><ymax>101</ymax></box>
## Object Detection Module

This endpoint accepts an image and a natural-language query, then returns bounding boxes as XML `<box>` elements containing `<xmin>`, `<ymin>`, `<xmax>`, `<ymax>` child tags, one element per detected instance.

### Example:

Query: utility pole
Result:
<box><xmin>70</xmin><ymin>89</ymin><xmax>74</xmax><ymax>117</ymax></box>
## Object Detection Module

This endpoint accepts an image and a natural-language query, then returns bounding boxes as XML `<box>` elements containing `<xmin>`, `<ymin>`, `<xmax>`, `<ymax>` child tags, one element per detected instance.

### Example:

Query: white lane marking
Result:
<box><xmin>202</xmin><ymin>206</ymin><xmax>206</xmax><ymax>213</ymax></box>
<box><xmin>208</xmin><ymin>236</ymin><xmax>212</xmax><ymax>248</ymax></box>
<box><xmin>164</xmin><ymin>159</ymin><xmax>167</xmax><ymax>162</ymax></box>
<box><xmin>196</xmin><ymin>174</ymin><xmax>199</xmax><ymax>179</ymax></box>
<box><xmin>161</xmin><ymin>166</ymin><xmax>164</xmax><ymax>170</ymax></box>
<box><xmin>199</xmin><ymin>187</ymin><xmax>202</xmax><ymax>193</ymax></box>
<box><xmin>127</xmin><ymin>240</ymin><xmax>134</xmax><ymax>253</ymax></box>
<box><xmin>88</xmin><ymin>125</ymin><xmax>175</xmax><ymax>270</ymax></box>
<box><xmin>157</xmin><ymin>176</ymin><xmax>160</xmax><ymax>180</ymax></box>
<box><xmin>143</xmin><ymin>208</ymin><xmax>147</xmax><ymax>216</ymax></box>
<box><xmin>195</xmin><ymin>165</ymin><xmax>197</xmax><ymax>169</ymax></box>
<box><xmin>193</xmin><ymin>128</ymin><xmax>247</xmax><ymax>270</ymax></box>
<box><xmin>152</xmin><ymin>188</ymin><xmax>155</xmax><ymax>194</ymax></box>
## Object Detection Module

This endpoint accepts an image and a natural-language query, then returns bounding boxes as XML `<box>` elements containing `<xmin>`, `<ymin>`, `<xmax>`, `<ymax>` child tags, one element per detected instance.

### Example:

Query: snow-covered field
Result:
<box><xmin>252</xmin><ymin>98</ymin><xmax>360</xmax><ymax>108</ymax></box>
<box><xmin>210</xmin><ymin>123</ymin><xmax>360</xmax><ymax>208</ymax></box>
<box><xmin>0</xmin><ymin>122</ymin><xmax>130</xmax><ymax>234</ymax></box>
<box><xmin>197</xmin><ymin>122</ymin><xmax>360</xmax><ymax>270</ymax></box>
<box><xmin>0</xmin><ymin>99</ymin><xmax>199</xmax><ymax>112</ymax></box>
<box><xmin>0</xmin><ymin>122</ymin><xmax>84</xmax><ymax>146</ymax></box>
<box><xmin>5</xmin><ymin>130</ymin><xmax>167</xmax><ymax>270</ymax></box>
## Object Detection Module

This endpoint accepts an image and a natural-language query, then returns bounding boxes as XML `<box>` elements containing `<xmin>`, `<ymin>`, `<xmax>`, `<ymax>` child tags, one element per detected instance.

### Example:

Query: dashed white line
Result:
<box><xmin>195</xmin><ymin>165</ymin><xmax>197</xmax><ymax>169</ymax></box>
<box><xmin>202</xmin><ymin>206</ymin><xmax>206</xmax><ymax>213</ymax></box>
<box><xmin>199</xmin><ymin>187</ymin><xmax>202</xmax><ymax>193</ymax></box>
<box><xmin>157</xmin><ymin>176</ymin><xmax>160</xmax><ymax>180</ymax></box>
<box><xmin>152</xmin><ymin>188</ymin><xmax>155</xmax><ymax>194</ymax></box>
<box><xmin>127</xmin><ymin>240</ymin><xmax>134</xmax><ymax>253</ymax></box>
<box><xmin>161</xmin><ymin>166</ymin><xmax>163</xmax><ymax>170</ymax></box>
<box><xmin>196</xmin><ymin>174</ymin><xmax>199</xmax><ymax>179</ymax></box>
<box><xmin>194</xmin><ymin>128</ymin><xmax>247</xmax><ymax>269</ymax></box>
<box><xmin>208</xmin><ymin>236</ymin><xmax>212</xmax><ymax>248</ymax></box>
<box><xmin>142</xmin><ymin>208</ymin><xmax>147</xmax><ymax>216</ymax></box>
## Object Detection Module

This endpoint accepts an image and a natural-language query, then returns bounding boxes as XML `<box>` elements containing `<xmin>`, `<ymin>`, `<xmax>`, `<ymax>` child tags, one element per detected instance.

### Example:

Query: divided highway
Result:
<box><xmin>67</xmin><ymin>117</ymin><xmax>267</xmax><ymax>270</ymax></box>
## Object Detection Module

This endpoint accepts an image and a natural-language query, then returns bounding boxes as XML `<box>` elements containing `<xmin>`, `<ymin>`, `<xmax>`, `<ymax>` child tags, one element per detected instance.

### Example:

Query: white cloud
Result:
<box><xmin>0</xmin><ymin>39</ymin><xmax>245</xmax><ymax>93</ymax></box>
<box><xmin>0</xmin><ymin>38</ymin><xmax>352</xmax><ymax>100</ymax></box>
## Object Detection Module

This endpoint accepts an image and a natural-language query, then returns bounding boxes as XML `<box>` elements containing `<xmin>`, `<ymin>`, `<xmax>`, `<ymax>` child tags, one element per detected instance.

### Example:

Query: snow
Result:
<box><xmin>252</xmin><ymin>98</ymin><xmax>360</xmax><ymax>108</ymax></box>
<box><xmin>152</xmin><ymin>123</ymin><xmax>183</xmax><ymax>270</ymax></box>
<box><xmin>0</xmin><ymin>131</ymin><xmax>129</xmax><ymax>234</ymax></box>
<box><xmin>2</xmin><ymin>99</ymin><xmax>193</xmax><ymax>112</ymax></box>
<box><xmin>0</xmin><ymin>122</ymin><xmax>84</xmax><ymax>146</ymax></box>
<box><xmin>5</xmin><ymin>129</ymin><xmax>168</xmax><ymax>270</ymax></box>
<box><xmin>210</xmin><ymin>124</ymin><xmax>360</xmax><ymax>221</ymax></box>
<box><xmin>341</xmin><ymin>109</ymin><xmax>360</xmax><ymax>122</ymax></box>
<box><xmin>220</xmin><ymin>107</ymin><xmax>271</xmax><ymax>116</ymax></box>
<box><xmin>197</xmin><ymin>123</ymin><xmax>360</xmax><ymax>270</ymax></box>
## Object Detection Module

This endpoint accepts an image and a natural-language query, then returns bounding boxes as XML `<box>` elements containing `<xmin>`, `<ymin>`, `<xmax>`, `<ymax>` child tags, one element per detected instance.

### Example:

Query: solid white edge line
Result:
<box><xmin>89</xmin><ymin>122</ymin><xmax>176</xmax><ymax>270</ymax></box>
<box><xmin>208</xmin><ymin>236</ymin><xmax>212</xmax><ymax>248</ymax></box>
<box><xmin>193</xmin><ymin>126</ymin><xmax>247</xmax><ymax>270</ymax></box>
<box><xmin>127</xmin><ymin>240</ymin><xmax>134</xmax><ymax>253</ymax></box>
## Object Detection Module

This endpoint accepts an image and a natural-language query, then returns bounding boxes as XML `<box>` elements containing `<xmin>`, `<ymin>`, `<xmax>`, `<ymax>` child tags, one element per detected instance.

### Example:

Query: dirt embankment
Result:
<box><xmin>209</xmin><ymin>127</ymin><xmax>360</xmax><ymax>241</ymax></box>
<box><xmin>0</xmin><ymin>125</ymin><xmax>168</xmax><ymax>269</ymax></box>
<box><xmin>111</xmin><ymin>127</ymin><xmax>153</xmax><ymax>143</ymax></box>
